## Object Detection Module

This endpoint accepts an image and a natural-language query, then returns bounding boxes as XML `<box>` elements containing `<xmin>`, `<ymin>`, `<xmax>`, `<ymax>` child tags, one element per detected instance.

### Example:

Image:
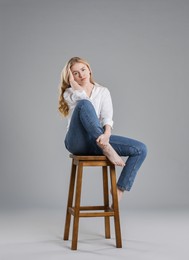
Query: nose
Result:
<box><xmin>79</xmin><ymin>72</ymin><xmax>84</xmax><ymax>78</ymax></box>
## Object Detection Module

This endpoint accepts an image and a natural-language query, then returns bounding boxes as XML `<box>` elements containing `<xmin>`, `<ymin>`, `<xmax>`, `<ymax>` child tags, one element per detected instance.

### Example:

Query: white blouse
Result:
<box><xmin>63</xmin><ymin>82</ymin><xmax>114</xmax><ymax>130</ymax></box>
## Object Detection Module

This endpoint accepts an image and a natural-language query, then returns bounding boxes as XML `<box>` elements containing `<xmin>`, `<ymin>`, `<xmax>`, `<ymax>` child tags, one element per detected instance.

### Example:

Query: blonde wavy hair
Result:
<box><xmin>58</xmin><ymin>57</ymin><xmax>95</xmax><ymax>117</ymax></box>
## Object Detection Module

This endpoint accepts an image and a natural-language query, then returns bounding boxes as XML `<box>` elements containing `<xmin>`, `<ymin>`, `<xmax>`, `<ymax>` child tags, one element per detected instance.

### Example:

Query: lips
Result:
<box><xmin>81</xmin><ymin>77</ymin><xmax>87</xmax><ymax>81</ymax></box>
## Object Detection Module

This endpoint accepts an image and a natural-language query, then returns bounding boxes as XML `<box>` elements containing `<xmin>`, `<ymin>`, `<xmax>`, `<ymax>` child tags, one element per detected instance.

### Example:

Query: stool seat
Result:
<box><xmin>63</xmin><ymin>154</ymin><xmax>122</xmax><ymax>250</ymax></box>
<box><xmin>70</xmin><ymin>154</ymin><xmax>108</xmax><ymax>160</ymax></box>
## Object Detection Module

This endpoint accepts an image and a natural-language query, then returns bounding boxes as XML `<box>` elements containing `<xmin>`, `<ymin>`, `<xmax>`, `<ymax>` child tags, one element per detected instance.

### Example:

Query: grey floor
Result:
<box><xmin>0</xmin><ymin>207</ymin><xmax>189</xmax><ymax>260</ymax></box>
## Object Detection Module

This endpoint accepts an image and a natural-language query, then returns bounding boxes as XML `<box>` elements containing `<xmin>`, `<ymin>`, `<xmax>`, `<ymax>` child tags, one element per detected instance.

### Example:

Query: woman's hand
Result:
<box><xmin>68</xmin><ymin>69</ymin><xmax>83</xmax><ymax>91</ymax></box>
<box><xmin>96</xmin><ymin>134</ymin><xmax>110</xmax><ymax>148</ymax></box>
<box><xmin>68</xmin><ymin>69</ymin><xmax>75</xmax><ymax>84</ymax></box>
<box><xmin>96</xmin><ymin>125</ymin><xmax>112</xmax><ymax>149</ymax></box>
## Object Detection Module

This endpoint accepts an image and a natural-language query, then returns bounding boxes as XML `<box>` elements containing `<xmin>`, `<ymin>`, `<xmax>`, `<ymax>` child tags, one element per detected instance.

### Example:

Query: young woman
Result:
<box><xmin>58</xmin><ymin>57</ymin><xmax>147</xmax><ymax>202</ymax></box>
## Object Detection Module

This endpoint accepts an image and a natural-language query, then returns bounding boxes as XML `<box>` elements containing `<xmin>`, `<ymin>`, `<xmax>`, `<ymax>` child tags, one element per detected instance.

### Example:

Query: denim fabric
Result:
<box><xmin>64</xmin><ymin>99</ymin><xmax>147</xmax><ymax>191</ymax></box>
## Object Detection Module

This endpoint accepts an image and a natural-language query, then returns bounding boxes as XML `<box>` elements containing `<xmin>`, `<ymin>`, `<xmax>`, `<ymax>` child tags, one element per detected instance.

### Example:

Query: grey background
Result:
<box><xmin>0</xmin><ymin>0</ymin><xmax>188</xmax><ymax>210</ymax></box>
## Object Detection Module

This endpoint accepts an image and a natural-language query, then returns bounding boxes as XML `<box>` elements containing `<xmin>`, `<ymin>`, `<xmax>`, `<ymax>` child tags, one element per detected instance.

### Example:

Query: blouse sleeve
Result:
<box><xmin>63</xmin><ymin>88</ymin><xmax>89</xmax><ymax>110</ymax></box>
<box><xmin>100</xmin><ymin>88</ymin><xmax>114</xmax><ymax>128</ymax></box>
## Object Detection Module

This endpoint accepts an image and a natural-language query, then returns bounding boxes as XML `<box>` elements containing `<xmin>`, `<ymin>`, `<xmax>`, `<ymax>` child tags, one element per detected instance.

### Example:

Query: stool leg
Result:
<box><xmin>71</xmin><ymin>162</ymin><xmax>83</xmax><ymax>250</ymax></box>
<box><xmin>102</xmin><ymin>166</ymin><xmax>111</xmax><ymax>239</ymax></box>
<box><xmin>110</xmin><ymin>165</ymin><xmax>122</xmax><ymax>248</ymax></box>
<box><xmin>64</xmin><ymin>159</ymin><xmax>77</xmax><ymax>240</ymax></box>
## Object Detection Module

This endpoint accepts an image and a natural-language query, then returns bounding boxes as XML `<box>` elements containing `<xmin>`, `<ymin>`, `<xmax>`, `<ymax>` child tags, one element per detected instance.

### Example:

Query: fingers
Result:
<box><xmin>68</xmin><ymin>69</ymin><xmax>74</xmax><ymax>82</ymax></box>
<box><xmin>96</xmin><ymin>134</ymin><xmax>103</xmax><ymax>143</ymax></box>
<box><xmin>96</xmin><ymin>137</ymin><xmax>100</xmax><ymax>143</ymax></box>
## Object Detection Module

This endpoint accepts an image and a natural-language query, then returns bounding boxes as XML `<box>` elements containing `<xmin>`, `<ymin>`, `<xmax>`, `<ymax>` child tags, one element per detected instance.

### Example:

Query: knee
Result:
<box><xmin>76</xmin><ymin>99</ymin><xmax>92</xmax><ymax>108</ymax></box>
<box><xmin>139</xmin><ymin>143</ymin><xmax>148</xmax><ymax>159</ymax></box>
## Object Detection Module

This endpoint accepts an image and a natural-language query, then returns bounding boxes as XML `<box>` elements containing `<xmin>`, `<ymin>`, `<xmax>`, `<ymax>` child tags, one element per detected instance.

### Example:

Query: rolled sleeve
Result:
<box><xmin>100</xmin><ymin>88</ymin><xmax>114</xmax><ymax>128</ymax></box>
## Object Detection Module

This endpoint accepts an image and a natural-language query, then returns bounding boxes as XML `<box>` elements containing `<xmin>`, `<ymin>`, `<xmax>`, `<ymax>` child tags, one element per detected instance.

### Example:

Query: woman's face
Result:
<box><xmin>70</xmin><ymin>62</ymin><xmax>91</xmax><ymax>85</ymax></box>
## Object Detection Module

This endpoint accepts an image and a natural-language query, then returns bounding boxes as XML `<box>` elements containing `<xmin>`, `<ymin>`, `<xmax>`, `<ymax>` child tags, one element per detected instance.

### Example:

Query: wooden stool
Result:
<box><xmin>63</xmin><ymin>154</ymin><xmax>122</xmax><ymax>250</ymax></box>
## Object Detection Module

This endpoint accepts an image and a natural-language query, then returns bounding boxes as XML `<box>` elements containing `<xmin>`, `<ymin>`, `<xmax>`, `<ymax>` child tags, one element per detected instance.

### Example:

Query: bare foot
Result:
<box><xmin>98</xmin><ymin>143</ymin><xmax>125</xmax><ymax>166</ymax></box>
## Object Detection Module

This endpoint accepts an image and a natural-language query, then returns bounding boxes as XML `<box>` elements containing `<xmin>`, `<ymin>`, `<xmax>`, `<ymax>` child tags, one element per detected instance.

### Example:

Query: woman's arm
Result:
<box><xmin>100</xmin><ymin>88</ymin><xmax>113</xmax><ymax>128</ymax></box>
<box><xmin>96</xmin><ymin>88</ymin><xmax>114</xmax><ymax>147</ymax></box>
<box><xmin>104</xmin><ymin>124</ymin><xmax>111</xmax><ymax>137</ymax></box>
<box><xmin>96</xmin><ymin>124</ymin><xmax>111</xmax><ymax>147</ymax></box>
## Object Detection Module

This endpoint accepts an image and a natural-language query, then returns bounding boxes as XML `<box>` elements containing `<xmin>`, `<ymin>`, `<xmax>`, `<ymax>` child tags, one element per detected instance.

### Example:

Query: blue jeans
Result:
<box><xmin>65</xmin><ymin>100</ymin><xmax>147</xmax><ymax>191</ymax></box>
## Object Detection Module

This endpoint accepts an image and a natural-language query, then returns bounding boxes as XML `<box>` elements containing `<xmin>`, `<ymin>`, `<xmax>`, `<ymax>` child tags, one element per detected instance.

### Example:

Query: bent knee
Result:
<box><xmin>76</xmin><ymin>99</ymin><xmax>92</xmax><ymax>108</ymax></box>
<box><xmin>140</xmin><ymin>143</ymin><xmax>147</xmax><ymax>158</ymax></box>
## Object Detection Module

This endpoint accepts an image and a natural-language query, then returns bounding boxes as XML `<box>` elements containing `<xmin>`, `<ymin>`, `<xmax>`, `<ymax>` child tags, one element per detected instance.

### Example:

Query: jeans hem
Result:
<box><xmin>117</xmin><ymin>184</ymin><xmax>130</xmax><ymax>192</ymax></box>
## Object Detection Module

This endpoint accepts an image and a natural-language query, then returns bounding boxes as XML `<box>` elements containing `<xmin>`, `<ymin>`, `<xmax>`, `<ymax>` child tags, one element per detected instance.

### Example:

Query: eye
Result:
<box><xmin>73</xmin><ymin>72</ymin><xmax>78</xmax><ymax>76</ymax></box>
<box><xmin>81</xmin><ymin>68</ymin><xmax>86</xmax><ymax>71</ymax></box>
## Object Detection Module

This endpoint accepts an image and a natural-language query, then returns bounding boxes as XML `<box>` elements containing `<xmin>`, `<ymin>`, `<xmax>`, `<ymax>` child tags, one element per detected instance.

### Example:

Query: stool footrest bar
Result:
<box><xmin>68</xmin><ymin>206</ymin><xmax>114</xmax><ymax>217</ymax></box>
